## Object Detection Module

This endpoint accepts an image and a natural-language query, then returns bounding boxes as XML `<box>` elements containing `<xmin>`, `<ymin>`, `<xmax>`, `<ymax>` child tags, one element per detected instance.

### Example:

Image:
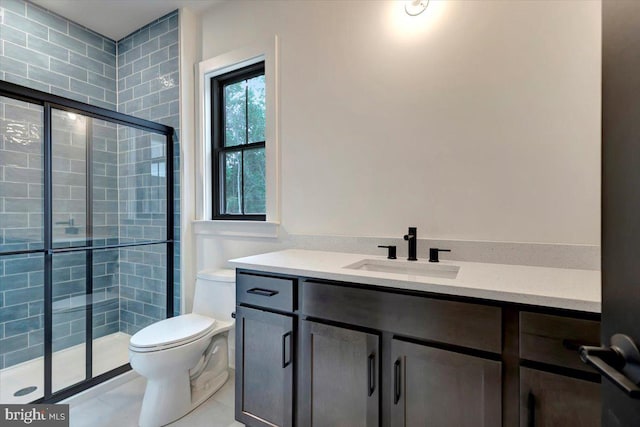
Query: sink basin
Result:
<box><xmin>344</xmin><ymin>259</ymin><xmax>460</xmax><ymax>279</ymax></box>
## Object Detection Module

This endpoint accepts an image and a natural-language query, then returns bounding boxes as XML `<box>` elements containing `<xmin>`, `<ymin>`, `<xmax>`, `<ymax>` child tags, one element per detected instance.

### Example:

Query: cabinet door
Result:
<box><xmin>235</xmin><ymin>306</ymin><xmax>294</xmax><ymax>427</ymax></box>
<box><xmin>300</xmin><ymin>320</ymin><xmax>379</xmax><ymax>427</ymax></box>
<box><xmin>390</xmin><ymin>338</ymin><xmax>502</xmax><ymax>427</ymax></box>
<box><xmin>520</xmin><ymin>367</ymin><xmax>601</xmax><ymax>427</ymax></box>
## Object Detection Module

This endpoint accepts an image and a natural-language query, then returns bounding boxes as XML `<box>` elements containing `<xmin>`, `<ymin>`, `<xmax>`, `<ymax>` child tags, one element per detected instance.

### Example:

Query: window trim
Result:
<box><xmin>196</xmin><ymin>37</ymin><xmax>280</xmax><ymax>228</ymax></box>
<box><xmin>212</xmin><ymin>62</ymin><xmax>266</xmax><ymax>221</ymax></box>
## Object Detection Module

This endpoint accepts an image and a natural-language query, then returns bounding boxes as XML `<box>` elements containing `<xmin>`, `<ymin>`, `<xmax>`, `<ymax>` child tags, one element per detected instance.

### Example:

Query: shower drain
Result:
<box><xmin>14</xmin><ymin>386</ymin><xmax>37</xmax><ymax>397</ymax></box>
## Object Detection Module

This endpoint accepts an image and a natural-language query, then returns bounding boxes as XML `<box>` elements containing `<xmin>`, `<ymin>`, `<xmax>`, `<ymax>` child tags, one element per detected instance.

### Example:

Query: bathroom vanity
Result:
<box><xmin>230</xmin><ymin>250</ymin><xmax>601</xmax><ymax>427</ymax></box>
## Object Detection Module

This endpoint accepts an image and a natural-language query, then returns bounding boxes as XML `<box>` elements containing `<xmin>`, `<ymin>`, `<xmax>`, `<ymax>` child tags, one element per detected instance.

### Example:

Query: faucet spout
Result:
<box><xmin>403</xmin><ymin>227</ymin><xmax>418</xmax><ymax>261</ymax></box>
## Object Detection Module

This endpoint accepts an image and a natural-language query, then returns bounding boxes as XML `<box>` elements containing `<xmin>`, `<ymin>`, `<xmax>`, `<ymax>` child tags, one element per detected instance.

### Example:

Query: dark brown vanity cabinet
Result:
<box><xmin>300</xmin><ymin>320</ymin><xmax>380</xmax><ymax>426</ymax></box>
<box><xmin>518</xmin><ymin>312</ymin><xmax>601</xmax><ymax>427</ymax></box>
<box><xmin>235</xmin><ymin>305</ymin><xmax>294</xmax><ymax>427</ymax></box>
<box><xmin>390</xmin><ymin>338</ymin><xmax>502</xmax><ymax>427</ymax></box>
<box><xmin>235</xmin><ymin>271</ymin><xmax>297</xmax><ymax>427</ymax></box>
<box><xmin>520</xmin><ymin>367</ymin><xmax>601</xmax><ymax>427</ymax></box>
<box><xmin>235</xmin><ymin>270</ymin><xmax>601</xmax><ymax>427</ymax></box>
<box><xmin>299</xmin><ymin>280</ymin><xmax>503</xmax><ymax>427</ymax></box>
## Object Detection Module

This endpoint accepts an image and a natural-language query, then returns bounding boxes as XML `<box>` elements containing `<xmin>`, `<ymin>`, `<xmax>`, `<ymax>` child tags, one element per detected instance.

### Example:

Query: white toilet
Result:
<box><xmin>129</xmin><ymin>269</ymin><xmax>235</xmax><ymax>427</ymax></box>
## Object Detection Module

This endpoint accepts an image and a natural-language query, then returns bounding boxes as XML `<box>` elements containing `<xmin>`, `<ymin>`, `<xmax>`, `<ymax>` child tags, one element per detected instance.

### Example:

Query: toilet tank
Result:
<box><xmin>192</xmin><ymin>269</ymin><xmax>235</xmax><ymax>322</ymax></box>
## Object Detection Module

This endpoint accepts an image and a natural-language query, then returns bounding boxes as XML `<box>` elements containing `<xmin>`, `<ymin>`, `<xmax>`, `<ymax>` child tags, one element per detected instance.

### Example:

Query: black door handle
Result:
<box><xmin>580</xmin><ymin>334</ymin><xmax>640</xmax><ymax>398</ymax></box>
<box><xmin>393</xmin><ymin>359</ymin><xmax>402</xmax><ymax>404</ymax></box>
<box><xmin>367</xmin><ymin>353</ymin><xmax>376</xmax><ymax>397</ymax></box>
<box><xmin>247</xmin><ymin>288</ymin><xmax>279</xmax><ymax>297</ymax></box>
<box><xmin>282</xmin><ymin>331</ymin><xmax>292</xmax><ymax>368</ymax></box>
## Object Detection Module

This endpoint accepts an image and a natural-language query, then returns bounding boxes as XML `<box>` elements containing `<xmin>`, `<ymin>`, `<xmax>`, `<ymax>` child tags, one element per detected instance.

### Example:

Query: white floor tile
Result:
<box><xmin>168</xmin><ymin>398</ymin><xmax>234</xmax><ymax>427</ymax></box>
<box><xmin>68</xmin><ymin>370</ymin><xmax>242</xmax><ymax>427</ymax></box>
<box><xmin>211</xmin><ymin>376</ymin><xmax>235</xmax><ymax>408</ymax></box>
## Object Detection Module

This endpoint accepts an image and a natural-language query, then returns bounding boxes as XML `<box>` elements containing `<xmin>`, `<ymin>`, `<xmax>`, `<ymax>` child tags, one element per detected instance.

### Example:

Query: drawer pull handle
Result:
<box><xmin>367</xmin><ymin>353</ymin><xmax>376</xmax><ymax>397</ymax></box>
<box><xmin>247</xmin><ymin>288</ymin><xmax>279</xmax><ymax>297</ymax></box>
<box><xmin>527</xmin><ymin>391</ymin><xmax>535</xmax><ymax>427</ymax></box>
<box><xmin>393</xmin><ymin>358</ymin><xmax>402</xmax><ymax>404</ymax></box>
<box><xmin>282</xmin><ymin>331</ymin><xmax>292</xmax><ymax>368</ymax></box>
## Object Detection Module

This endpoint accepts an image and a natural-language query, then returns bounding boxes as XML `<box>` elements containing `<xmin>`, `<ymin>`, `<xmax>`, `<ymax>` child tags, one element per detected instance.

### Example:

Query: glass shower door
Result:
<box><xmin>49</xmin><ymin>108</ymin><xmax>171</xmax><ymax>392</ymax></box>
<box><xmin>1</xmin><ymin>80</ymin><xmax>174</xmax><ymax>404</ymax></box>
<box><xmin>0</xmin><ymin>96</ymin><xmax>45</xmax><ymax>403</ymax></box>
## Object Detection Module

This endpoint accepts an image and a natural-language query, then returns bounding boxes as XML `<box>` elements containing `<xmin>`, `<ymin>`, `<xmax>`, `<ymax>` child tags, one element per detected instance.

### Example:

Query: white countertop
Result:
<box><xmin>229</xmin><ymin>249</ymin><xmax>601</xmax><ymax>313</ymax></box>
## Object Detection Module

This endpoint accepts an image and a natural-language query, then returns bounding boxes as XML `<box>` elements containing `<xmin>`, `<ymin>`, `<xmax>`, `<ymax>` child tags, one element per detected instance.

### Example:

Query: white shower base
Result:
<box><xmin>0</xmin><ymin>332</ymin><xmax>131</xmax><ymax>404</ymax></box>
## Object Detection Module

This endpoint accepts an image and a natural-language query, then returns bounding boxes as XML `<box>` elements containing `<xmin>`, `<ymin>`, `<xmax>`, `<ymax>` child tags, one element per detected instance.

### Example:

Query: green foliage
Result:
<box><xmin>223</xmin><ymin>75</ymin><xmax>266</xmax><ymax>215</ymax></box>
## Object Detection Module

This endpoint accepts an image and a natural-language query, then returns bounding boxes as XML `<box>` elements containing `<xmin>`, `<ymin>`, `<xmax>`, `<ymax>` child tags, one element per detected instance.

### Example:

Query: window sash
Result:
<box><xmin>211</xmin><ymin>62</ymin><xmax>266</xmax><ymax>220</ymax></box>
<box><xmin>214</xmin><ymin>142</ymin><xmax>265</xmax><ymax>220</ymax></box>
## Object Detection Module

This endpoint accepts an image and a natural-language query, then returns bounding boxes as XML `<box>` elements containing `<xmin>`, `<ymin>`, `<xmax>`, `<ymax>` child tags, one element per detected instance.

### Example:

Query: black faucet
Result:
<box><xmin>429</xmin><ymin>248</ymin><xmax>451</xmax><ymax>263</ymax></box>
<box><xmin>378</xmin><ymin>245</ymin><xmax>397</xmax><ymax>259</ymax></box>
<box><xmin>403</xmin><ymin>227</ymin><xmax>417</xmax><ymax>261</ymax></box>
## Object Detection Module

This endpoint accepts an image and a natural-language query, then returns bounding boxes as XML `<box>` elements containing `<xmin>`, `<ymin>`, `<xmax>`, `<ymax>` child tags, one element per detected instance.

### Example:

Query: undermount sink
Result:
<box><xmin>344</xmin><ymin>258</ymin><xmax>460</xmax><ymax>279</ymax></box>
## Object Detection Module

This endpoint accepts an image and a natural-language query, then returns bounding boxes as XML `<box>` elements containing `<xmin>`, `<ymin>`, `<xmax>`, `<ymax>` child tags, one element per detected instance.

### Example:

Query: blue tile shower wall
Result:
<box><xmin>117</xmin><ymin>10</ymin><xmax>180</xmax><ymax>334</ymax></box>
<box><xmin>0</xmin><ymin>0</ymin><xmax>181</xmax><ymax>368</ymax></box>
<box><xmin>0</xmin><ymin>0</ymin><xmax>118</xmax><ymax>370</ymax></box>
<box><xmin>0</xmin><ymin>0</ymin><xmax>117</xmax><ymax>109</ymax></box>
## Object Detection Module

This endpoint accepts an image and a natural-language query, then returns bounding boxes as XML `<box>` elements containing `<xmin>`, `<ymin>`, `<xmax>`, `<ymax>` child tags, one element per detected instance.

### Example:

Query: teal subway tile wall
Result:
<box><xmin>117</xmin><ymin>10</ymin><xmax>180</xmax><ymax>329</ymax></box>
<box><xmin>0</xmin><ymin>0</ymin><xmax>181</xmax><ymax>369</ymax></box>
<box><xmin>0</xmin><ymin>0</ymin><xmax>117</xmax><ymax>108</ymax></box>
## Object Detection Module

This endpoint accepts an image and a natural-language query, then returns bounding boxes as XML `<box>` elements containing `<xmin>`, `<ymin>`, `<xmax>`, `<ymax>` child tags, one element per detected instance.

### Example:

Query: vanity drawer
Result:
<box><xmin>519</xmin><ymin>312</ymin><xmax>600</xmax><ymax>372</ymax></box>
<box><xmin>237</xmin><ymin>272</ymin><xmax>295</xmax><ymax>312</ymax></box>
<box><xmin>301</xmin><ymin>280</ymin><xmax>502</xmax><ymax>353</ymax></box>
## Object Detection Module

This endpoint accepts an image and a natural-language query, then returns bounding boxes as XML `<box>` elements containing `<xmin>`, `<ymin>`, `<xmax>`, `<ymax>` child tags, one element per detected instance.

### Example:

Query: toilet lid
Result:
<box><xmin>129</xmin><ymin>313</ymin><xmax>216</xmax><ymax>349</ymax></box>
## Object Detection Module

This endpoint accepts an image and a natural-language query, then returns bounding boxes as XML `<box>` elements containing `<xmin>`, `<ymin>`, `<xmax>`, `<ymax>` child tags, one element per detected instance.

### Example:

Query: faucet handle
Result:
<box><xmin>429</xmin><ymin>248</ymin><xmax>451</xmax><ymax>263</ymax></box>
<box><xmin>403</xmin><ymin>226</ymin><xmax>417</xmax><ymax>241</ymax></box>
<box><xmin>378</xmin><ymin>245</ymin><xmax>397</xmax><ymax>259</ymax></box>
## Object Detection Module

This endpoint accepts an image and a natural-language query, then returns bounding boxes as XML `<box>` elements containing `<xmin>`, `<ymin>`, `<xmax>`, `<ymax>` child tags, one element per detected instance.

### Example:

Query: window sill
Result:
<box><xmin>192</xmin><ymin>220</ymin><xmax>280</xmax><ymax>238</ymax></box>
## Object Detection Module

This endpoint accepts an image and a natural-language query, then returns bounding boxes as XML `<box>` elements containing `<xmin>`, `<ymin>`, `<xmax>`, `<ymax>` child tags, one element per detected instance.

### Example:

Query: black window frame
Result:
<box><xmin>212</xmin><ymin>61</ymin><xmax>266</xmax><ymax>221</ymax></box>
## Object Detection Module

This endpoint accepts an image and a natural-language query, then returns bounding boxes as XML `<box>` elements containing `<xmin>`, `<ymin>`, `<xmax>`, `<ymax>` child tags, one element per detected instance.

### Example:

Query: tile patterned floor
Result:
<box><xmin>69</xmin><ymin>372</ymin><xmax>242</xmax><ymax>427</ymax></box>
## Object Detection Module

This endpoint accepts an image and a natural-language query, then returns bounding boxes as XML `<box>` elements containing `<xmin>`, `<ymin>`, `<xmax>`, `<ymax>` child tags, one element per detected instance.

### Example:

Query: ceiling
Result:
<box><xmin>30</xmin><ymin>0</ymin><xmax>223</xmax><ymax>41</ymax></box>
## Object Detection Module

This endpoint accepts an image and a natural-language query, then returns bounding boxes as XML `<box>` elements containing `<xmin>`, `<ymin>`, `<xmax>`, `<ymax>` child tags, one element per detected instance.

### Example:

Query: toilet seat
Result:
<box><xmin>129</xmin><ymin>313</ymin><xmax>216</xmax><ymax>353</ymax></box>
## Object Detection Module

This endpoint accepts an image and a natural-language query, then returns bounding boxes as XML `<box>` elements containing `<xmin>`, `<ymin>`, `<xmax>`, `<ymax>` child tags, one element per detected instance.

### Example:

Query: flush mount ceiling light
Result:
<box><xmin>405</xmin><ymin>0</ymin><xmax>429</xmax><ymax>16</ymax></box>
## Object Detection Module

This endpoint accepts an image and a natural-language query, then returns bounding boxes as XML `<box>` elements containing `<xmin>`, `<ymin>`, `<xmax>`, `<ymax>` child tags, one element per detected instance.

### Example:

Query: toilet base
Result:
<box><xmin>139</xmin><ymin>370</ymin><xmax>191</xmax><ymax>427</ymax></box>
<box><xmin>137</xmin><ymin>368</ymin><xmax>230</xmax><ymax>427</ymax></box>
<box><xmin>191</xmin><ymin>369</ymin><xmax>229</xmax><ymax>409</ymax></box>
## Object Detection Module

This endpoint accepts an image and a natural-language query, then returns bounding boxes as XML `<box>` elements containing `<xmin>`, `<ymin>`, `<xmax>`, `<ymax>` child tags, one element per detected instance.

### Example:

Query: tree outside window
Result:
<box><xmin>212</xmin><ymin>62</ymin><xmax>266</xmax><ymax>220</ymax></box>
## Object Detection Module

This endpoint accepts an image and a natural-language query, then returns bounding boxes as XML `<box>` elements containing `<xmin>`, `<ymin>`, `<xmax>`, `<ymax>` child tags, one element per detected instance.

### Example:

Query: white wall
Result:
<box><xmin>198</xmin><ymin>0</ymin><xmax>601</xmax><ymax>246</ymax></box>
<box><xmin>179</xmin><ymin>7</ymin><xmax>201</xmax><ymax>313</ymax></box>
<box><xmin>181</xmin><ymin>0</ymin><xmax>601</xmax><ymax>301</ymax></box>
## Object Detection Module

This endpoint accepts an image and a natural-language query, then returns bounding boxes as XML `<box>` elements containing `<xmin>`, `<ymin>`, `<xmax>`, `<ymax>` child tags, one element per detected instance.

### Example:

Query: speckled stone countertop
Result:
<box><xmin>229</xmin><ymin>249</ymin><xmax>601</xmax><ymax>313</ymax></box>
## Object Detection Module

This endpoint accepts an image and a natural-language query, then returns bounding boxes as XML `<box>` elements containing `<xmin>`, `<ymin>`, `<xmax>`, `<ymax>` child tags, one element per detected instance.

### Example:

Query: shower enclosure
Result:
<box><xmin>0</xmin><ymin>81</ymin><xmax>174</xmax><ymax>403</ymax></box>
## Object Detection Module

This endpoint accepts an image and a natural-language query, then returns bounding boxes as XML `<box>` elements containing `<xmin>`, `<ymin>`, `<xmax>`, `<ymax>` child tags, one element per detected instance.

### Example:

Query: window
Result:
<box><xmin>212</xmin><ymin>62</ymin><xmax>266</xmax><ymax>220</ymax></box>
